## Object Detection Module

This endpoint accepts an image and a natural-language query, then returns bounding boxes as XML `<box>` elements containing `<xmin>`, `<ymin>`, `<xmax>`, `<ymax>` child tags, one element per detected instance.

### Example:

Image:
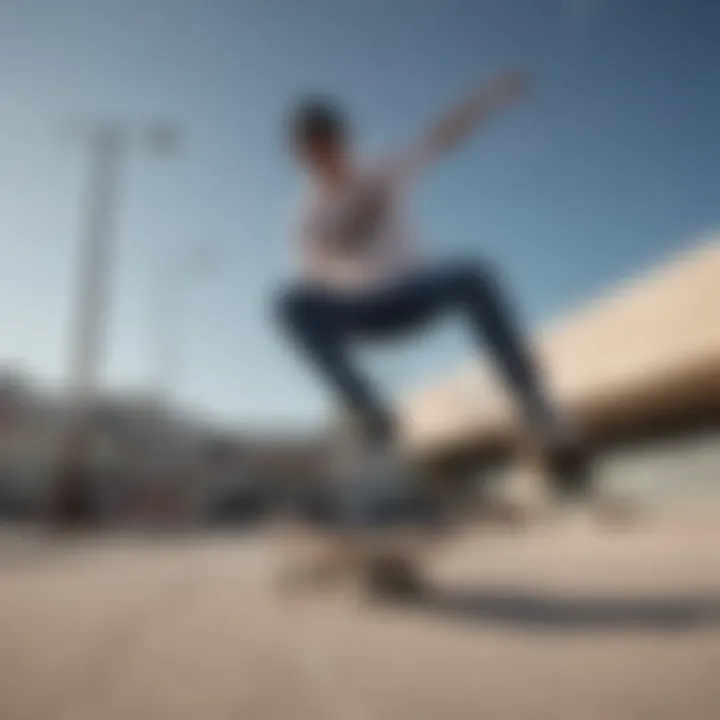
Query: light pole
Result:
<box><xmin>51</xmin><ymin>120</ymin><xmax>181</xmax><ymax>526</ymax></box>
<box><xmin>143</xmin><ymin>242</ymin><xmax>222</xmax><ymax>527</ymax></box>
<box><xmin>150</xmin><ymin>242</ymin><xmax>222</xmax><ymax>411</ymax></box>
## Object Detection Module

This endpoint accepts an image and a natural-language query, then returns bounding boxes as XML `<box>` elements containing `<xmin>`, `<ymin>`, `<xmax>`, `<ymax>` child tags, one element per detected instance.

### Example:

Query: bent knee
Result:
<box><xmin>445</xmin><ymin>258</ymin><xmax>499</xmax><ymax>295</ymax></box>
<box><xmin>273</xmin><ymin>285</ymin><xmax>326</xmax><ymax>330</ymax></box>
<box><xmin>273</xmin><ymin>287</ymin><xmax>302</xmax><ymax>329</ymax></box>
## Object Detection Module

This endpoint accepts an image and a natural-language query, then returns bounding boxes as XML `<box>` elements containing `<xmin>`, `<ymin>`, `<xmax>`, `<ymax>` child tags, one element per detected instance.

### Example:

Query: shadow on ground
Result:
<box><xmin>412</xmin><ymin>586</ymin><xmax>720</xmax><ymax>631</ymax></box>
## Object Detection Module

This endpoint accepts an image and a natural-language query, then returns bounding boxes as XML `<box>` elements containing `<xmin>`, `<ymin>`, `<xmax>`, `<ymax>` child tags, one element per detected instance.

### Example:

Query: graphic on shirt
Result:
<box><xmin>311</xmin><ymin>178</ymin><xmax>392</xmax><ymax>256</ymax></box>
<box><xmin>297</xmin><ymin>157</ymin><xmax>420</xmax><ymax>290</ymax></box>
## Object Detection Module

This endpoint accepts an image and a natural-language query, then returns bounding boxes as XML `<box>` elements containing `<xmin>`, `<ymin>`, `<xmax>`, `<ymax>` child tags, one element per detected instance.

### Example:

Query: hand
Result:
<box><xmin>483</xmin><ymin>69</ymin><xmax>532</xmax><ymax>108</ymax></box>
<box><xmin>336</xmin><ymin>182</ymin><xmax>389</xmax><ymax>251</ymax></box>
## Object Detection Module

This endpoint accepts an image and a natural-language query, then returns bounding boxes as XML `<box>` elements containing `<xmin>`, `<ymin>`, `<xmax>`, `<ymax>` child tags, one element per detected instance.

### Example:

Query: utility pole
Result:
<box><xmin>151</xmin><ymin>251</ymin><xmax>184</xmax><ymax>412</ymax></box>
<box><xmin>68</xmin><ymin>124</ymin><xmax>123</xmax><ymax>421</ymax></box>
<box><xmin>150</xmin><ymin>243</ymin><xmax>221</xmax><ymax>411</ymax></box>
<box><xmin>51</xmin><ymin>121</ymin><xmax>181</xmax><ymax>527</ymax></box>
<box><xmin>50</xmin><ymin>124</ymin><xmax>124</xmax><ymax>526</ymax></box>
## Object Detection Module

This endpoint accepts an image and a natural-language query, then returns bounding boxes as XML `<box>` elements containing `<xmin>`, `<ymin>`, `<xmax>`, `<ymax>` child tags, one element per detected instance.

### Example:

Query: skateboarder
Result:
<box><xmin>276</xmin><ymin>69</ymin><xmax>585</xmax><ymax>517</ymax></box>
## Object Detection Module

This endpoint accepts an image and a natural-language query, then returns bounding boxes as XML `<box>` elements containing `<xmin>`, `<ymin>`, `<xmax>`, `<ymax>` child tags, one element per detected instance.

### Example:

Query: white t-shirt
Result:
<box><xmin>294</xmin><ymin>149</ymin><xmax>430</xmax><ymax>292</ymax></box>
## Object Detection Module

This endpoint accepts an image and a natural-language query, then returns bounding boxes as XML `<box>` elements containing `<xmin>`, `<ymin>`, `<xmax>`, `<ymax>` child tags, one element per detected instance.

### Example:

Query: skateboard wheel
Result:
<box><xmin>361</xmin><ymin>555</ymin><xmax>425</xmax><ymax>600</ymax></box>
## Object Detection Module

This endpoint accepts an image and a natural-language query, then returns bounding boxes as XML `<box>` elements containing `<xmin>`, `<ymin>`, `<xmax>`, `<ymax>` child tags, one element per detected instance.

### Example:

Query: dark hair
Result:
<box><xmin>289</xmin><ymin>97</ymin><xmax>347</xmax><ymax>151</ymax></box>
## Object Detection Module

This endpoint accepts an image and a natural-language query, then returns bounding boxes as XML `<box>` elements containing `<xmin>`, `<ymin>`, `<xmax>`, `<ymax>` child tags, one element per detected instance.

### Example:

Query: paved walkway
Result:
<box><xmin>1</xmin><ymin>520</ymin><xmax>719</xmax><ymax>720</ymax></box>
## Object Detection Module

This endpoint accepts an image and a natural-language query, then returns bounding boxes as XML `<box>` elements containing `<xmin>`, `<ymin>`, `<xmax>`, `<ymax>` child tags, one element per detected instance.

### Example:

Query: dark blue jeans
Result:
<box><xmin>276</xmin><ymin>261</ymin><xmax>550</xmax><ymax>443</ymax></box>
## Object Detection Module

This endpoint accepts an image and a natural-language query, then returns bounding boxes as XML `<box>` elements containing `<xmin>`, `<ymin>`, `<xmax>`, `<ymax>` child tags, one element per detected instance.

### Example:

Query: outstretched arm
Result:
<box><xmin>391</xmin><ymin>69</ymin><xmax>531</xmax><ymax>180</ymax></box>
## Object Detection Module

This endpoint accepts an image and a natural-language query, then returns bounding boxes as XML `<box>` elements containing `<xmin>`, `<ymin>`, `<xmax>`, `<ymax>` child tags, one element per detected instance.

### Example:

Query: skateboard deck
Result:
<box><xmin>273</xmin><ymin>520</ymin><xmax>444</xmax><ymax>599</ymax></box>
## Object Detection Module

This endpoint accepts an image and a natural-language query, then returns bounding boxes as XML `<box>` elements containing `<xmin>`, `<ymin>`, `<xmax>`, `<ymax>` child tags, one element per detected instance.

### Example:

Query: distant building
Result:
<box><xmin>0</xmin><ymin>375</ymin><xmax>330</xmax><ymax>526</ymax></box>
<box><xmin>200</xmin><ymin>434</ymin><xmax>330</xmax><ymax>524</ymax></box>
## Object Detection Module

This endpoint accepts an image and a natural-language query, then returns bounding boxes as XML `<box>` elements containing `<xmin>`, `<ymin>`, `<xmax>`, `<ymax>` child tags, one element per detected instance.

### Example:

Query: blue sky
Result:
<box><xmin>0</xmin><ymin>0</ymin><xmax>718</xmax><ymax>429</ymax></box>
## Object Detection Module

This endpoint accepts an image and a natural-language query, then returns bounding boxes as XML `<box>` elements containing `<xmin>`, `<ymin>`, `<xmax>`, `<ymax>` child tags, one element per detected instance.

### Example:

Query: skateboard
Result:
<box><xmin>273</xmin><ymin>424</ymin><xmax>600</xmax><ymax>600</ymax></box>
<box><xmin>273</xmin><ymin>520</ymin><xmax>442</xmax><ymax>600</ymax></box>
<box><xmin>271</xmin><ymin>466</ymin><xmax>455</xmax><ymax>600</ymax></box>
<box><xmin>270</xmin><ymin>458</ymin><xmax>511</xmax><ymax>601</ymax></box>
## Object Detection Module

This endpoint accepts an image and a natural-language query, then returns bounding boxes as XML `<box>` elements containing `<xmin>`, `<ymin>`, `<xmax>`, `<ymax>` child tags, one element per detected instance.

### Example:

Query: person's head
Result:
<box><xmin>288</xmin><ymin>97</ymin><xmax>351</xmax><ymax>181</ymax></box>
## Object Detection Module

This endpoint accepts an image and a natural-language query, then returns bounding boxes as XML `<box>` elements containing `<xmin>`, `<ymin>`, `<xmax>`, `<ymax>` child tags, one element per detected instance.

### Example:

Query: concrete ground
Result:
<box><xmin>1</xmin><ymin>517</ymin><xmax>719</xmax><ymax>720</ymax></box>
